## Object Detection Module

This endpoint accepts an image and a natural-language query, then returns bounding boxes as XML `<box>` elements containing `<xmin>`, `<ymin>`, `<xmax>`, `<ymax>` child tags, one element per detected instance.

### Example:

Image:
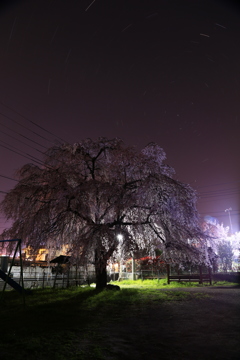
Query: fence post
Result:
<box><xmin>53</xmin><ymin>267</ymin><xmax>58</xmax><ymax>288</ymax></box>
<box><xmin>132</xmin><ymin>255</ymin><xmax>135</xmax><ymax>280</ymax></box>
<box><xmin>208</xmin><ymin>267</ymin><xmax>212</xmax><ymax>285</ymax></box>
<box><xmin>199</xmin><ymin>265</ymin><xmax>203</xmax><ymax>284</ymax></box>
<box><xmin>67</xmin><ymin>270</ymin><xmax>70</xmax><ymax>288</ymax></box>
<box><xmin>167</xmin><ymin>264</ymin><xmax>170</xmax><ymax>284</ymax></box>
<box><xmin>75</xmin><ymin>265</ymin><xmax>78</xmax><ymax>286</ymax></box>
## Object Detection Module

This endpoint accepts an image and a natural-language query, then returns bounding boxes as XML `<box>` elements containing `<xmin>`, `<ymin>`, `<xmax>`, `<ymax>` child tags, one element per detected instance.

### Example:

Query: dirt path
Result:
<box><xmin>95</xmin><ymin>286</ymin><xmax>240</xmax><ymax>360</ymax></box>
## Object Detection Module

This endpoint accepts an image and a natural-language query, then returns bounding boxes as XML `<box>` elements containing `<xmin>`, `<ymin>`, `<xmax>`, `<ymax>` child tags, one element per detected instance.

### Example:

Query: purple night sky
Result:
<box><xmin>0</xmin><ymin>0</ymin><xmax>240</xmax><ymax>232</ymax></box>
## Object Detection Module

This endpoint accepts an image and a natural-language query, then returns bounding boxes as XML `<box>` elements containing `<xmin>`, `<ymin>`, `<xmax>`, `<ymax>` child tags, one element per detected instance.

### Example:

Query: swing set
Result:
<box><xmin>0</xmin><ymin>239</ymin><xmax>27</xmax><ymax>305</ymax></box>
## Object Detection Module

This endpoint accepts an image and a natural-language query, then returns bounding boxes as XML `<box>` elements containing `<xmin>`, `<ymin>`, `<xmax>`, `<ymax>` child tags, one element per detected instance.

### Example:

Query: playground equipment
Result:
<box><xmin>0</xmin><ymin>239</ymin><xmax>27</xmax><ymax>304</ymax></box>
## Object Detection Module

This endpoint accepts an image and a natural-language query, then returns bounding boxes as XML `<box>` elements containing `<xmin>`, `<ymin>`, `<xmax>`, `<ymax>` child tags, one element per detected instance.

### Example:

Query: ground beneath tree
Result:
<box><xmin>85</xmin><ymin>286</ymin><xmax>240</xmax><ymax>360</ymax></box>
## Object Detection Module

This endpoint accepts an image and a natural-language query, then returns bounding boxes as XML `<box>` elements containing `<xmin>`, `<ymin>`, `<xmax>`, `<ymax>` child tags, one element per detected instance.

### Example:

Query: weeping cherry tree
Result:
<box><xmin>0</xmin><ymin>138</ymin><xmax>209</xmax><ymax>289</ymax></box>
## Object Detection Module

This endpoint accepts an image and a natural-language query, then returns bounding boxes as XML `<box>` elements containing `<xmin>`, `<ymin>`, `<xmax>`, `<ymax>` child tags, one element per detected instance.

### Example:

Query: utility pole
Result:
<box><xmin>225</xmin><ymin>207</ymin><xmax>233</xmax><ymax>234</ymax></box>
<box><xmin>117</xmin><ymin>234</ymin><xmax>123</xmax><ymax>280</ymax></box>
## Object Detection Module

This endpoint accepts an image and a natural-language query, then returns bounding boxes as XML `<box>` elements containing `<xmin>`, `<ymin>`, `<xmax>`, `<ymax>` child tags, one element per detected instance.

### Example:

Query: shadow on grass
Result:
<box><xmin>0</xmin><ymin>288</ymin><xmax>99</xmax><ymax>353</ymax></box>
<box><xmin>1</xmin><ymin>283</ymin><xmax>238</xmax><ymax>360</ymax></box>
<box><xmin>0</xmin><ymin>286</ymin><xmax>141</xmax><ymax>360</ymax></box>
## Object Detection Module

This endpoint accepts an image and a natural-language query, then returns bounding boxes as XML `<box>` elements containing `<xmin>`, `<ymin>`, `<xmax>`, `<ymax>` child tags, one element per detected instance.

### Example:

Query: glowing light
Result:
<box><xmin>117</xmin><ymin>234</ymin><xmax>123</xmax><ymax>241</ymax></box>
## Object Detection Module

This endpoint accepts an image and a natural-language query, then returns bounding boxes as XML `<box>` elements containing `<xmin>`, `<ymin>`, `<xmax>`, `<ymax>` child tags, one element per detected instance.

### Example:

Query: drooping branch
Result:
<box><xmin>1</xmin><ymin>138</ymin><xmax>208</xmax><ymax>289</ymax></box>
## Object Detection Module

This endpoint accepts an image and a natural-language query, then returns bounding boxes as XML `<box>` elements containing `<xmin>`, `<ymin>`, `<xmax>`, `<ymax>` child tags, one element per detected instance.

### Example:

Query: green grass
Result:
<box><xmin>111</xmin><ymin>278</ymin><xmax>237</xmax><ymax>288</ymax></box>
<box><xmin>0</xmin><ymin>279</ymin><xmax>238</xmax><ymax>360</ymax></box>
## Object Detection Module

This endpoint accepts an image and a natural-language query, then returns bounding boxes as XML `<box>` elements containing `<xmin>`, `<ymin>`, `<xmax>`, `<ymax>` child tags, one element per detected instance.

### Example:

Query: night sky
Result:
<box><xmin>0</xmin><ymin>0</ymin><xmax>240</xmax><ymax>232</ymax></box>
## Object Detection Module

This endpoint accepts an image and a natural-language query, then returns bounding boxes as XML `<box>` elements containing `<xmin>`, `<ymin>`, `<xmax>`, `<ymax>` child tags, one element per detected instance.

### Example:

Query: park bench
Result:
<box><xmin>167</xmin><ymin>274</ymin><xmax>212</xmax><ymax>285</ymax></box>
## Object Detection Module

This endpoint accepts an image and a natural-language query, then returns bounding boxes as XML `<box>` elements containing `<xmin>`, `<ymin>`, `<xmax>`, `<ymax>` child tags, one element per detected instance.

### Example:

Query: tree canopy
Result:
<box><xmin>1</xmin><ymin>138</ymin><xmax>208</xmax><ymax>288</ymax></box>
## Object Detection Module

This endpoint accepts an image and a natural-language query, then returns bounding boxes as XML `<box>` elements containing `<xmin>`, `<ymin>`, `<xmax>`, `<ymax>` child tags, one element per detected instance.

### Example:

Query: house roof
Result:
<box><xmin>50</xmin><ymin>255</ymin><xmax>70</xmax><ymax>264</ymax></box>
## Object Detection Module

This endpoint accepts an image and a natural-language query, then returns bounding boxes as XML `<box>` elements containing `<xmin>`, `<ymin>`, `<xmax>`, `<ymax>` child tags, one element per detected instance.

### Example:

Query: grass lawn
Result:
<box><xmin>0</xmin><ymin>279</ymin><xmax>238</xmax><ymax>360</ymax></box>
<box><xmin>111</xmin><ymin>278</ymin><xmax>235</xmax><ymax>288</ymax></box>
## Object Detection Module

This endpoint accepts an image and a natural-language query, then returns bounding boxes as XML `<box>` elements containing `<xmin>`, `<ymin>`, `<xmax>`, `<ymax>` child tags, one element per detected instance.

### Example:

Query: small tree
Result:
<box><xmin>1</xmin><ymin>138</ymin><xmax>208</xmax><ymax>289</ymax></box>
<box><xmin>202</xmin><ymin>219</ymin><xmax>236</xmax><ymax>272</ymax></box>
<box><xmin>217</xmin><ymin>241</ymin><xmax>234</xmax><ymax>272</ymax></box>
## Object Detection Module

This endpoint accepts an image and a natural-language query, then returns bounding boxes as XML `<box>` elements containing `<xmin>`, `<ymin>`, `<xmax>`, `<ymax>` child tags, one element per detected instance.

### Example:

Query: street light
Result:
<box><xmin>117</xmin><ymin>234</ymin><xmax>123</xmax><ymax>241</ymax></box>
<box><xmin>225</xmin><ymin>207</ymin><xmax>233</xmax><ymax>234</ymax></box>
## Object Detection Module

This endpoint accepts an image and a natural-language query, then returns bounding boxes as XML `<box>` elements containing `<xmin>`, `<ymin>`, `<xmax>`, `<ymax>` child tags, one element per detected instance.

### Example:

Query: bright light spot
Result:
<box><xmin>117</xmin><ymin>234</ymin><xmax>123</xmax><ymax>241</ymax></box>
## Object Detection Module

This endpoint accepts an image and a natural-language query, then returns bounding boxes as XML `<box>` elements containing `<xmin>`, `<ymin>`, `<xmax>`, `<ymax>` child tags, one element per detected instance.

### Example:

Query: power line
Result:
<box><xmin>0</xmin><ymin>142</ymin><xmax>46</xmax><ymax>167</ymax></box>
<box><xmin>200</xmin><ymin>211</ymin><xmax>240</xmax><ymax>216</ymax></box>
<box><xmin>0</xmin><ymin>111</ymin><xmax>55</xmax><ymax>144</ymax></box>
<box><xmin>0</xmin><ymin>134</ymin><xmax>66</xmax><ymax>171</ymax></box>
<box><xmin>0</xmin><ymin>174</ymin><xmax>18</xmax><ymax>182</ymax></box>
<box><xmin>0</xmin><ymin>119</ymin><xmax>48</xmax><ymax>149</ymax></box>
<box><xmin>195</xmin><ymin>180</ymin><xmax>240</xmax><ymax>189</ymax></box>
<box><xmin>201</xmin><ymin>209</ymin><xmax>239</xmax><ymax>214</ymax></box>
<box><xmin>0</xmin><ymin>105</ymin><xmax>68</xmax><ymax>168</ymax></box>
<box><xmin>200</xmin><ymin>187</ymin><xmax>239</xmax><ymax>195</ymax></box>
<box><xmin>200</xmin><ymin>185</ymin><xmax>240</xmax><ymax>193</ymax></box>
<box><xmin>0</xmin><ymin>129</ymin><xmax>47</xmax><ymax>154</ymax></box>
<box><xmin>0</xmin><ymin>100</ymin><xmax>67</xmax><ymax>143</ymax></box>
<box><xmin>198</xmin><ymin>185</ymin><xmax>240</xmax><ymax>202</ymax></box>
<box><xmin>199</xmin><ymin>198</ymin><xmax>239</xmax><ymax>205</ymax></box>
<box><xmin>199</xmin><ymin>190</ymin><xmax>239</xmax><ymax>200</ymax></box>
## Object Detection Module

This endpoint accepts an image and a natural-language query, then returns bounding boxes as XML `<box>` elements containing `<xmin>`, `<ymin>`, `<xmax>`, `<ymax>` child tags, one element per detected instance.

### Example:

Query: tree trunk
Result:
<box><xmin>94</xmin><ymin>250</ymin><xmax>108</xmax><ymax>290</ymax></box>
<box><xmin>95</xmin><ymin>263</ymin><xmax>107</xmax><ymax>290</ymax></box>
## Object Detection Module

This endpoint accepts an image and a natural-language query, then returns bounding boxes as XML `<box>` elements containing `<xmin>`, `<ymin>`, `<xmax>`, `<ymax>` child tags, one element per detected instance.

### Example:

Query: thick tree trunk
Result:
<box><xmin>94</xmin><ymin>249</ymin><xmax>108</xmax><ymax>290</ymax></box>
<box><xmin>95</xmin><ymin>263</ymin><xmax>107</xmax><ymax>290</ymax></box>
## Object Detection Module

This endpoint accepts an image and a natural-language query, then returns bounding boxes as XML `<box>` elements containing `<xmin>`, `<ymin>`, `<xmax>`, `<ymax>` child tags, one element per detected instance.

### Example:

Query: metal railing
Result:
<box><xmin>0</xmin><ymin>270</ymin><xmax>96</xmax><ymax>290</ymax></box>
<box><xmin>109</xmin><ymin>270</ymin><xmax>166</xmax><ymax>281</ymax></box>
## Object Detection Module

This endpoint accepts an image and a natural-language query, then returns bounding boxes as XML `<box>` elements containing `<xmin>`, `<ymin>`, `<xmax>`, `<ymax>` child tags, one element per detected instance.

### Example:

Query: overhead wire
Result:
<box><xmin>0</xmin><ymin>174</ymin><xmax>17</xmax><ymax>182</ymax></box>
<box><xmin>199</xmin><ymin>192</ymin><xmax>239</xmax><ymax>201</ymax></box>
<box><xmin>0</xmin><ymin>102</ymin><xmax>68</xmax><ymax>230</ymax></box>
<box><xmin>197</xmin><ymin>182</ymin><xmax>240</xmax><ymax>202</ymax></box>
<box><xmin>0</xmin><ymin>129</ymin><xmax>47</xmax><ymax>154</ymax></box>
<box><xmin>0</xmin><ymin>102</ymin><xmax>68</xmax><ymax>169</ymax></box>
<box><xmin>0</xmin><ymin>119</ymin><xmax>49</xmax><ymax>149</ymax></box>
<box><xmin>200</xmin><ymin>185</ymin><xmax>239</xmax><ymax>193</ymax></box>
<box><xmin>0</xmin><ymin>141</ymin><xmax>55</xmax><ymax>173</ymax></box>
<box><xmin>0</xmin><ymin>126</ymin><xmax>65</xmax><ymax>169</ymax></box>
<box><xmin>0</xmin><ymin>100</ymin><xmax>67</xmax><ymax>143</ymax></box>
<box><xmin>0</xmin><ymin>102</ymin><xmax>239</xmax><ymax>226</ymax></box>
<box><xmin>199</xmin><ymin>187</ymin><xmax>239</xmax><ymax>196</ymax></box>
<box><xmin>0</xmin><ymin>111</ymin><xmax>55</xmax><ymax>144</ymax></box>
<box><xmin>195</xmin><ymin>180</ymin><xmax>240</xmax><ymax>189</ymax></box>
